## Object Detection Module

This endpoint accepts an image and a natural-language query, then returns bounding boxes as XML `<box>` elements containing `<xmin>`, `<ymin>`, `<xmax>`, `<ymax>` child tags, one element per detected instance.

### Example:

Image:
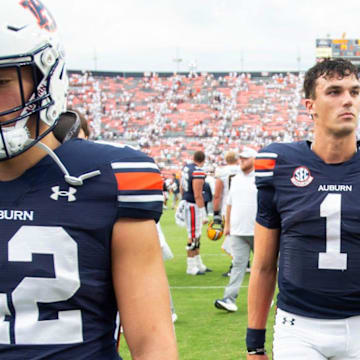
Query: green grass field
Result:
<box><xmin>119</xmin><ymin>207</ymin><xmax>277</xmax><ymax>359</ymax></box>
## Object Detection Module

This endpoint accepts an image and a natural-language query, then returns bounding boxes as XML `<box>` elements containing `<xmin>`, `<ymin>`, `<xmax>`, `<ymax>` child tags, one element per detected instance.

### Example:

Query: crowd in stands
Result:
<box><xmin>67</xmin><ymin>71</ymin><xmax>313</xmax><ymax>176</ymax></box>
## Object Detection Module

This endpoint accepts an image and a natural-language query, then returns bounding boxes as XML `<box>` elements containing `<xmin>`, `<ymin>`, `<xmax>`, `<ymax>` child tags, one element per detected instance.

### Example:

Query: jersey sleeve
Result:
<box><xmin>254</xmin><ymin>145</ymin><xmax>281</xmax><ymax>229</ymax></box>
<box><xmin>227</xmin><ymin>192</ymin><xmax>232</xmax><ymax>206</ymax></box>
<box><xmin>110</xmin><ymin>148</ymin><xmax>163</xmax><ymax>222</ymax></box>
<box><xmin>193</xmin><ymin>166</ymin><xmax>206</xmax><ymax>180</ymax></box>
<box><xmin>214</xmin><ymin>167</ymin><xmax>223</xmax><ymax>179</ymax></box>
<box><xmin>227</xmin><ymin>177</ymin><xmax>236</xmax><ymax>206</ymax></box>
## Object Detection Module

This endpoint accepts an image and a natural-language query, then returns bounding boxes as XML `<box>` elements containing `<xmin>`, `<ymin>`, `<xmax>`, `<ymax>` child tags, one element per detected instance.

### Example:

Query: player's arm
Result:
<box><xmin>213</xmin><ymin>178</ymin><xmax>223</xmax><ymax>214</ymax></box>
<box><xmin>193</xmin><ymin>178</ymin><xmax>205</xmax><ymax>208</ymax></box>
<box><xmin>193</xmin><ymin>178</ymin><xmax>207</xmax><ymax>223</ymax></box>
<box><xmin>192</xmin><ymin>179</ymin><xmax>207</xmax><ymax>219</ymax></box>
<box><xmin>179</xmin><ymin>178</ymin><xmax>184</xmax><ymax>197</ymax></box>
<box><xmin>112</xmin><ymin>218</ymin><xmax>178</xmax><ymax>360</ymax></box>
<box><xmin>224</xmin><ymin>204</ymin><xmax>231</xmax><ymax>236</ymax></box>
<box><xmin>246</xmin><ymin>222</ymin><xmax>279</xmax><ymax>360</ymax></box>
<box><xmin>224</xmin><ymin>183</ymin><xmax>233</xmax><ymax>235</ymax></box>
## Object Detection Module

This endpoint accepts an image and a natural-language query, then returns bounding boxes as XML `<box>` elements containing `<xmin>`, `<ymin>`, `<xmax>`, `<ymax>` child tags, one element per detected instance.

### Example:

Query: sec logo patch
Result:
<box><xmin>291</xmin><ymin>166</ymin><xmax>313</xmax><ymax>187</ymax></box>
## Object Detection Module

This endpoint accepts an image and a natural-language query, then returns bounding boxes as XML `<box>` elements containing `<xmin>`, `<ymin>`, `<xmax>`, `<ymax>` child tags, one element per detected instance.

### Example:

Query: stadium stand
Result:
<box><xmin>67</xmin><ymin>71</ymin><xmax>312</xmax><ymax>175</ymax></box>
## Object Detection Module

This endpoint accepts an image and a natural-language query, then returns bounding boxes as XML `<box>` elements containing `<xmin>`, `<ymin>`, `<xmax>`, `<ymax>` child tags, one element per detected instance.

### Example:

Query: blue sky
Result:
<box><xmin>47</xmin><ymin>0</ymin><xmax>360</xmax><ymax>72</ymax></box>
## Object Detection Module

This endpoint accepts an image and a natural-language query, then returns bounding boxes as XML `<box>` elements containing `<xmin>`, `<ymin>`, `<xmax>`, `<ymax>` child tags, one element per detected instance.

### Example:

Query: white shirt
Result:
<box><xmin>215</xmin><ymin>164</ymin><xmax>241</xmax><ymax>214</ymax></box>
<box><xmin>227</xmin><ymin>171</ymin><xmax>257</xmax><ymax>236</ymax></box>
<box><xmin>205</xmin><ymin>175</ymin><xmax>216</xmax><ymax>196</ymax></box>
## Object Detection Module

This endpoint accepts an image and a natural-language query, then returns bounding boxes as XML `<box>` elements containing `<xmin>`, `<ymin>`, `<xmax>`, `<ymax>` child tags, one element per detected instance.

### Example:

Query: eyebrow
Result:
<box><xmin>325</xmin><ymin>85</ymin><xmax>360</xmax><ymax>91</ymax></box>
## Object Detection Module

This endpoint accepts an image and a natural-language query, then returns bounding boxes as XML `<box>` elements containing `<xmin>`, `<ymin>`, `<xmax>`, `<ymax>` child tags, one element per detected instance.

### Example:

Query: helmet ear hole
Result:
<box><xmin>41</xmin><ymin>48</ymin><xmax>57</xmax><ymax>67</ymax></box>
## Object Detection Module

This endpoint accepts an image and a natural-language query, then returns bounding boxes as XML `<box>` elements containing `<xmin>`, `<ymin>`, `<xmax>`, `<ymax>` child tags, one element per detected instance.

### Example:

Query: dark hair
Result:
<box><xmin>67</xmin><ymin>108</ymin><xmax>90</xmax><ymax>138</ymax></box>
<box><xmin>303</xmin><ymin>58</ymin><xmax>359</xmax><ymax>99</ymax></box>
<box><xmin>193</xmin><ymin>150</ymin><xmax>205</xmax><ymax>163</ymax></box>
<box><xmin>77</xmin><ymin>112</ymin><xmax>90</xmax><ymax>138</ymax></box>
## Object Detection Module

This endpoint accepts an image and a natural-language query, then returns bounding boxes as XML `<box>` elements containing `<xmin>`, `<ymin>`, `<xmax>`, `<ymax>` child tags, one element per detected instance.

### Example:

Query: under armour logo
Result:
<box><xmin>50</xmin><ymin>186</ymin><xmax>77</xmax><ymax>202</ymax></box>
<box><xmin>282</xmin><ymin>317</ymin><xmax>295</xmax><ymax>326</ymax></box>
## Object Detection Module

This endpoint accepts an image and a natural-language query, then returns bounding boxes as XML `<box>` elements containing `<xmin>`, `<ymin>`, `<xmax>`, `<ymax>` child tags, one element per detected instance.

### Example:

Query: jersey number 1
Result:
<box><xmin>0</xmin><ymin>226</ymin><xmax>83</xmax><ymax>344</ymax></box>
<box><xmin>319</xmin><ymin>193</ymin><xmax>347</xmax><ymax>271</ymax></box>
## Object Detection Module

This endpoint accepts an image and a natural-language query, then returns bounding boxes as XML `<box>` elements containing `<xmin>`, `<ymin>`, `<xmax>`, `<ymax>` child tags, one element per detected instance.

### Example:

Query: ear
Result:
<box><xmin>305</xmin><ymin>98</ymin><xmax>316</xmax><ymax>117</ymax></box>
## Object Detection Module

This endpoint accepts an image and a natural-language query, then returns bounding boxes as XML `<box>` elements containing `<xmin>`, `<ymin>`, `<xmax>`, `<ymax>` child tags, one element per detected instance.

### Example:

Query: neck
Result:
<box><xmin>311</xmin><ymin>132</ymin><xmax>357</xmax><ymax>164</ymax></box>
<box><xmin>0</xmin><ymin>132</ymin><xmax>61</xmax><ymax>181</ymax></box>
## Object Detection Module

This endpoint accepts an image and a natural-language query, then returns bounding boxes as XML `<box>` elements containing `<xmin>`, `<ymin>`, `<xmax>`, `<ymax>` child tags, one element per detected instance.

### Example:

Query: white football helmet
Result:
<box><xmin>0</xmin><ymin>0</ymin><xmax>67</xmax><ymax>160</ymax></box>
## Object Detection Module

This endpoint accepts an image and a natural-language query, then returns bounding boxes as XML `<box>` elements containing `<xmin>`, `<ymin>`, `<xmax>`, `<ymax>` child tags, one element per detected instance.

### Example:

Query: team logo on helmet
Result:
<box><xmin>207</xmin><ymin>221</ymin><xmax>224</xmax><ymax>241</ymax></box>
<box><xmin>291</xmin><ymin>166</ymin><xmax>313</xmax><ymax>187</ymax></box>
<box><xmin>20</xmin><ymin>0</ymin><xmax>57</xmax><ymax>32</ymax></box>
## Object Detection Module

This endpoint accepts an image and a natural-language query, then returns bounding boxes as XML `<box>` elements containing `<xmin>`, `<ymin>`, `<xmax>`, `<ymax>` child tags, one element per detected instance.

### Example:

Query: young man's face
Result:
<box><xmin>0</xmin><ymin>66</ymin><xmax>34</xmax><ymax>124</ymax></box>
<box><xmin>306</xmin><ymin>73</ymin><xmax>360</xmax><ymax>137</ymax></box>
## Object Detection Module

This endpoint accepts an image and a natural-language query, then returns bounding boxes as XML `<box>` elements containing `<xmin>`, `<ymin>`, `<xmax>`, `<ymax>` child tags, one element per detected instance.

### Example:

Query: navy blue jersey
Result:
<box><xmin>181</xmin><ymin>163</ymin><xmax>205</xmax><ymax>203</ymax></box>
<box><xmin>255</xmin><ymin>141</ymin><xmax>360</xmax><ymax>319</ymax></box>
<box><xmin>202</xmin><ymin>181</ymin><xmax>212</xmax><ymax>203</ymax></box>
<box><xmin>0</xmin><ymin>139</ymin><xmax>163</xmax><ymax>359</ymax></box>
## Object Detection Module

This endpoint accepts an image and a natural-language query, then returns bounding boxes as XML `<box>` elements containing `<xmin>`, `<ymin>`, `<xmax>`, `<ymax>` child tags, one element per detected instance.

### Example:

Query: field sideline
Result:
<box><xmin>119</xmin><ymin>207</ymin><xmax>277</xmax><ymax>359</ymax></box>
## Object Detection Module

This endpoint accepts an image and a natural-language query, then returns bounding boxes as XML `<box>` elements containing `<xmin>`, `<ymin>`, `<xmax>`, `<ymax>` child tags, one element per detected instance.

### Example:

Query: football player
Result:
<box><xmin>180</xmin><ymin>151</ymin><xmax>210</xmax><ymax>275</ymax></box>
<box><xmin>213</xmin><ymin>151</ymin><xmax>240</xmax><ymax>274</ymax></box>
<box><xmin>170</xmin><ymin>173</ymin><xmax>180</xmax><ymax>209</ymax></box>
<box><xmin>0</xmin><ymin>1</ymin><xmax>178</xmax><ymax>359</ymax></box>
<box><xmin>246</xmin><ymin>58</ymin><xmax>360</xmax><ymax>359</ymax></box>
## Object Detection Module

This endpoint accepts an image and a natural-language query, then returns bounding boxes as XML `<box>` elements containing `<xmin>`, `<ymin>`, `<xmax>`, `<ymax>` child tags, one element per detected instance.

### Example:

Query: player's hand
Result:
<box><xmin>213</xmin><ymin>214</ymin><xmax>222</xmax><ymax>225</ymax></box>
<box><xmin>224</xmin><ymin>224</ymin><xmax>230</xmax><ymax>236</ymax></box>
<box><xmin>246</xmin><ymin>354</ymin><xmax>268</xmax><ymax>360</ymax></box>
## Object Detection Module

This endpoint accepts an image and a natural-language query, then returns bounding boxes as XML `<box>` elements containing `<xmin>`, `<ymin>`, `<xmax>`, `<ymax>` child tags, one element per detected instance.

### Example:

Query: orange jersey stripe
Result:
<box><xmin>115</xmin><ymin>172</ymin><xmax>163</xmax><ymax>191</ymax></box>
<box><xmin>255</xmin><ymin>159</ymin><xmax>276</xmax><ymax>171</ymax></box>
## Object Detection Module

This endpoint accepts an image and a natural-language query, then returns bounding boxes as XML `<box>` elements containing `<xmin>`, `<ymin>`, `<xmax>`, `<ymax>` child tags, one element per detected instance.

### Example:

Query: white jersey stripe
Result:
<box><xmin>256</xmin><ymin>152</ymin><xmax>278</xmax><ymax>159</ymax></box>
<box><xmin>111</xmin><ymin>162</ymin><xmax>159</xmax><ymax>170</ymax></box>
<box><xmin>118</xmin><ymin>194</ymin><xmax>164</xmax><ymax>203</ymax></box>
<box><xmin>255</xmin><ymin>171</ymin><xmax>274</xmax><ymax>177</ymax></box>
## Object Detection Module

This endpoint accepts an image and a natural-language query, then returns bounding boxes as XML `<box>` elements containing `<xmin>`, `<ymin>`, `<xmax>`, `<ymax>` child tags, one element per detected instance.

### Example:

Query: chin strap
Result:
<box><xmin>35</xmin><ymin>141</ymin><xmax>101</xmax><ymax>186</ymax></box>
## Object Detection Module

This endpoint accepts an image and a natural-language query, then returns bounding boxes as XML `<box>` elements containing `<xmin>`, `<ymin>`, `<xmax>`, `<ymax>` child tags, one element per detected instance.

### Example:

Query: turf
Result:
<box><xmin>119</xmin><ymin>207</ymin><xmax>276</xmax><ymax>359</ymax></box>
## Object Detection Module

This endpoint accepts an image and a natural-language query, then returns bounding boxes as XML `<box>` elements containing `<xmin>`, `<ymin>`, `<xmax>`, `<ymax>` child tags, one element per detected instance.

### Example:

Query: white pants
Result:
<box><xmin>184</xmin><ymin>202</ymin><xmax>202</xmax><ymax>239</ymax></box>
<box><xmin>223</xmin><ymin>235</ymin><xmax>253</xmax><ymax>302</ymax></box>
<box><xmin>273</xmin><ymin>308</ymin><xmax>360</xmax><ymax>360</ymax></box>
<box><xmin>221</xmin><ymin>235</ymin><xmax>233</xmax><ymax>256</ymax></box>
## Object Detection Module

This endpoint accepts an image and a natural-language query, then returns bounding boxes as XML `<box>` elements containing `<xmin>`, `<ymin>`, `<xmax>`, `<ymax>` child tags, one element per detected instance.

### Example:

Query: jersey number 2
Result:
<box><xmin>0</xmin><ymin>226</ymin><xmax>83</xmax><ymax>344</ymax></box>
<box><xmin>319</xmin><ymin>193</ymin><xmax>347</xmax><ymax>271</ymax></box>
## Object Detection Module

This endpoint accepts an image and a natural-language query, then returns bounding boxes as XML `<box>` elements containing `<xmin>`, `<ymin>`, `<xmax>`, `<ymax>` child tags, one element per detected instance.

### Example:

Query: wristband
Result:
<box><xmin>247</xmin><ymin>348</ymin><xmax>266</xmax><ymax>355</ymax></box>
<box><xmin>246</xmin><ymin>328</ymin><xmax>266</xmax><ymax>353</ymax></box>
<box><xmin>214</xmin><ymin>210</ymin><xmax>220</xmax><ymax>216</ymax></box>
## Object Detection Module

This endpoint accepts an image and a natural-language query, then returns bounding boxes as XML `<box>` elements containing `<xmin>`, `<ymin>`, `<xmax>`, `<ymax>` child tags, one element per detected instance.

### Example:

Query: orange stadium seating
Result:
<box><xmin>67</xmin><ymin>71</ymin><xmax>312</xmax><ymax>176</ymax></box>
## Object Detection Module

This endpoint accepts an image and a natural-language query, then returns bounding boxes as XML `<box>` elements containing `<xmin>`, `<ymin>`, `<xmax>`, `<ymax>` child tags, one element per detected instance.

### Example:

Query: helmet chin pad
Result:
<box><xmin>0</xmin><ymin>126</ymin><xmax>30</xmax><ymax>159</ymax></box>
